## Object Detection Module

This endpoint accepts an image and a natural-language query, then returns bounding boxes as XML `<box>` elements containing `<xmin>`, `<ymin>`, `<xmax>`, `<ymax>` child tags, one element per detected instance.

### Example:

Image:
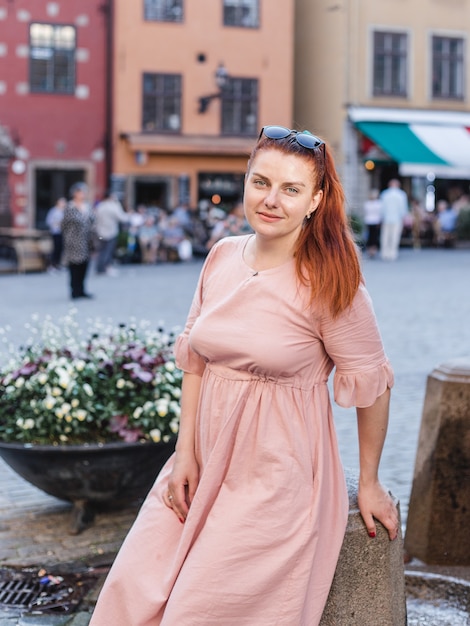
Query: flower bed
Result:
<box><xmin>0</xmin><ymin>312</ymin><xmax>182</xmax><ymax>446</ymax></box>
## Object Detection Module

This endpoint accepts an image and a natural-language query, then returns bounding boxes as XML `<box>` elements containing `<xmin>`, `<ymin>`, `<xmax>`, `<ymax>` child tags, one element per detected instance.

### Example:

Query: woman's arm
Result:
<box><xmin>356</xmin><ymin>387</ymin><xmax>399</xmax><ymax>540</ymax></box>
<box><xmin>165</xmin><ymin>372</ymin><xmax>202</xmax><ymax>522</ymax></box>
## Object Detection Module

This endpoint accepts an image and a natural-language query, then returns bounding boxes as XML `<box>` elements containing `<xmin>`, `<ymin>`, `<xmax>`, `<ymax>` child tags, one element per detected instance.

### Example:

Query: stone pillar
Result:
<box><xmin>320</xmin><ymin>470</ymin><xmax>407</xmax><ymax>626</ymax></box>
<box><xmin>405</xmin><ymin>358</ymin><xmax>470</xmax><ymax>565</ymax></box>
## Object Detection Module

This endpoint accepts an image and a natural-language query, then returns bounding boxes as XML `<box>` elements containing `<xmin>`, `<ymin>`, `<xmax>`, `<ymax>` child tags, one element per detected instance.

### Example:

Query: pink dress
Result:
<box><xmin>90</xmin><ymin>235</ymin><xmax>393</xmax><ymax>626</ymax></box>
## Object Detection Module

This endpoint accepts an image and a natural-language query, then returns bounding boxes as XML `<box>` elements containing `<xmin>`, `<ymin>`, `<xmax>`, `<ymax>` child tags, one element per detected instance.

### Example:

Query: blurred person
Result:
<box><xmin>380</xmin><ymin>179</ymin><xmax>409</xmax><ymax>261</ymax></box>
<box><xmin>138</xmin><ymin>214</ymin><xmax>160</xmax><ymax>264</ymax></box>
<box><xmin>159</xmin><ymin>213</ymin><xmax>192</xmax><ymax>262</ymax></box>
<box><xmin>184</xmin><ymin>205</ymin><xmax>210</xmax><ymax>257</ymax></box>
<box><xmin>206</xmin><ymin>199</ymin><xmax>253</xmax><ymax>250</ymax></box>
<box><xmin>45</xmin><ymin>196</ymin><xmax>66</xmax><ymax>269</ymax></box>
<box><xmin>435</xmin><ymin>199</ymin><xmax>458</xmax><ymax>247</ymax></box>
<box><xmin>94</xmin><ymin>190</ymin><xmax>129</xmax><ymax>275</ymax></box>
<box><xmin>62</xmin><ymin>182</ymin><xmax>94</xmax><ymax>299</ymax></box>
<box><xmin>362</xmin><ymin>189</ymin><xmax>382</xmax><ymax>258</ymax></box>
<box><xmin>125</xmin><ymin>205</ymin><xmax>147</xmax><ymax>262</ymax></box>
<box><xmin>410</xmin><ymin>198</ymin><xmax>425</xmax><ymax>249</ymax></box>
<box><xmin>171</xmin><ymin>202</ymin><xmax>192</xmax><ymax>230</ymax></box>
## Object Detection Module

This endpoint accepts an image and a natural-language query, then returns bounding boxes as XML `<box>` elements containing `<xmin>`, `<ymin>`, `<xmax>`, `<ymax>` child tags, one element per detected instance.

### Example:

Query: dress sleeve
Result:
<box><xmin>173</xmin><ymin>244</ymin><xmax>221</xmax><ymax>376</ymax></box>
<box><xmin>174</xmin><ymin>277</ymin><xmax>206</xmax><ymax>376</ymax></box>
<box><xmin>319</xmin><ymin>283</ymin><xmax>394</xmax><ymax>408</ymax></box>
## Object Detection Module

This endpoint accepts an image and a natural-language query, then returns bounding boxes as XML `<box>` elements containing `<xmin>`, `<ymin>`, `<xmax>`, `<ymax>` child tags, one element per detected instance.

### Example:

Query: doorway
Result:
<box><xmin>134</xmin><ymin>179</ymin><xmax>169</xmax><ymax>211</ymax></box>
<box><xmin>35</xmin><ymin>168</ymin><xmax>85</xmax><ymax>229</ymax></box>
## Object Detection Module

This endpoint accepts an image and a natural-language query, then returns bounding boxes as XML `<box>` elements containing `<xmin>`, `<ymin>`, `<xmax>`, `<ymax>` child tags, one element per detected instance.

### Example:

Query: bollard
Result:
<box><xmin>405</xmin><ymin>358</ymin><xmax>470</xmax><ymax>565</ymax></box>
<box><xmin>320</xmin><ymin>469</ymin><xmax>407</xmax><ymax>625</ymax></box>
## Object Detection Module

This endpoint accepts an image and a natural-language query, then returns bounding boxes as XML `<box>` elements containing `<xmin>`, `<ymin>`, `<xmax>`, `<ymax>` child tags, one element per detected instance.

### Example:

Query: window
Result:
<box><xmin>142</xmin><ymin>73</ymin><xmax>182</xmax><ymax>132</ymax></box>
<box><xmin>144</xmin><ymin>0</ymin><xmax>183</xmax><ymax>22</ymax></box>
<box><xmin>223</xmin><ymin>0</ymin><xmax>259</xmax><ymax>28</ymax></box>
<box><xmin>373</xmin><ymin>31</ymin><xmax>407</xmax><ymax>97</ymax></box>
<box><xmin>432</xmin><ymin>36</ymin><xmax>464</xmax><ymax>99</ymax></box>
<box><xmin>29</xmin><ymin>23</ymin><xmax>76</xmax><ymax>94</ymax></box>
<box><xmin>221</xmin><ymin>78</ymin><xmax>258</xmax><ymax>136</ymax></box>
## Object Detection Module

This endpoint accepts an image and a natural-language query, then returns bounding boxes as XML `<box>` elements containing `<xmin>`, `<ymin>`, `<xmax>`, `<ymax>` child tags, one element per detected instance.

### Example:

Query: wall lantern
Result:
<box><xmin>198</xmin><ymin>63</ymin><xmax>230</xmax><ymax>114</ymax></box>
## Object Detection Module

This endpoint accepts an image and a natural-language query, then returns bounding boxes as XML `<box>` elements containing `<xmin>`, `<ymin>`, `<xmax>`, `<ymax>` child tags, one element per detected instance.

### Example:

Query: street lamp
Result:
<box><xmin>198</xmin><ymin>63</ymin><xmax>230</xmax><ymax>114</ymax></box>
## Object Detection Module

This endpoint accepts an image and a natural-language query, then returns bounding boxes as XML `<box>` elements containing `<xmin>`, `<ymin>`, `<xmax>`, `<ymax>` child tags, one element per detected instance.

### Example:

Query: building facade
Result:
<box><xmin>111</xmin><ymin>0</ymin><xmax>294</xmax><ymax>212</ymax></box>
<box><xmin>294</xmin><ymin>0</ymin><xmax>470</xmax><ymax>214</ymax></box>
<box><xmin>0</xmin><ymin>0</ymin><xmax>109</xmax><ymax>228</ymax></box>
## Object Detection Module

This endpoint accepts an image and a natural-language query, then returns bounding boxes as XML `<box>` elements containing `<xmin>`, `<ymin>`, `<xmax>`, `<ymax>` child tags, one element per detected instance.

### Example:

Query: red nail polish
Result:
<box><xmin>368</xmin><ymin>531</ymin><xmax>376</xmax><ymax>538</ymax></box>
<box><xmin>179</xmin><ymin>517</ymin><xmax>185</xmax><ymax>524</ymax></box>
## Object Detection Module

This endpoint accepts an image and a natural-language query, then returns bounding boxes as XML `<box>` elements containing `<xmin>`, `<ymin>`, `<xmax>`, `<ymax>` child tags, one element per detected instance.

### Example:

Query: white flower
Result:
<box><xmin>116</xmin><ymin>378</ymin><xmax>126</xmax><ymax>389</ymax></box>
<box><xmin>16</xmin><ymin>417</ymin><xmax>35</xmax><ymax>430</ymax></box>
<box><xmin>75</xmin><ymin>359</ymin><xmax>86</xmax><ymax>372</ymax></box>
<box><xmin>15</xmin><ymin>377</ymin><xmax>25</xmax><ymax>388</ymax></box>
<box><xmin>83</xmin><ymin>383</ymin><xmax>94</xmax><ymax>397</ymax></box>
<box><xmin>156</xmin><ymin>398</ymin><xmax>169</xmax><ymax>417</ymax></box>
<box><xmin>44</xmin><ymin>396</ymin><xmax>56</xmax><ymax>410</ymax></box>
<box><xmin>75</xmin><ymin>409</ymin><xmax>87</xmax><ymax>421</ymax></box>
<box><xmin>51</xmin><ymin>386</ymin><xmax>62</xmax><ymax>397</ymax></box>
<box><xmin>133</xmin><ymin>406</ymin><xmax>143</xmax><ymax>419</ymax></box>
<box><xmin>165</xmin><ymin>361</ymin><xmax>175</xmax><ymax>372</ymax></box>
<box><xmin>61</xmin><ymin>402</ymin><xmax>71</xmax><ymax>414</ymax></box>
<box><xmin>37</xmin><ymin>373</ymin><xmax>48</xmax><ymax>385</ymax></box>
<box><xmin>169</xmin><ymin>419</ymin><xmax>179</xmax><ymax>434</ymax></box>
<box><xmin>149</xmin><ymin>428</ymin><xmax>161</xmax><ymax>443</ymax></box>
<box><xmin>169</xmin><ymin>401</ymin><xmax>181</xmax><ymax>416</ymax></box>
<box><xmin>71</xmin><ymin>398</ymin><xmax>79</xmax><ymax>408</ymax></box>
<box><xmin>57</xmin><ymin>368</ymin><xmax>71</xmax><ymax>389</ymax></box>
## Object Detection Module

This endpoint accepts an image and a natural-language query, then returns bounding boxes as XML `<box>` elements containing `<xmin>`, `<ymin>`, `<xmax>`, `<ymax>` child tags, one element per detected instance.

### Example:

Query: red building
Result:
<box><xmin>0</xmin><ymin>0</ymin><xmax>110</xmax><ymax>228</ymax></box>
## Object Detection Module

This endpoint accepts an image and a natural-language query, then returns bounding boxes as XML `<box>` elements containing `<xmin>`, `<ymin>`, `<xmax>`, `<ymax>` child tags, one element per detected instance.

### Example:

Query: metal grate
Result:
<box><xmin>0</xmin><ymin>568</ymin><xmax>97</xmax><ymax>613</ymax></box>
<box><xmin>0</xmin><ymin>577</ymin><xmax>41</xmax><ymax>608</ymax></box>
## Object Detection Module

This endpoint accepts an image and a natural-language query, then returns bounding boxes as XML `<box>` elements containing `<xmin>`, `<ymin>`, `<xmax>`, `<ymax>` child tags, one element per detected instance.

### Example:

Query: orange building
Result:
<box><xmin>111</xmin><ymin>0</ymin><xmax>295</xmax><ymax>212</ymax></box>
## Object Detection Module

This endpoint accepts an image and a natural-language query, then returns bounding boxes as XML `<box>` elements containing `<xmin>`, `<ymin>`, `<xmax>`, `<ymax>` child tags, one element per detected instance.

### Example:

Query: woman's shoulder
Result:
<box><xmin>209</xmin><ymin>234</ymin><xmax>251</xmax><ymax>256</ymax></box>
<box><xmin>201</xmin><ymin>234</ymin><xmax>250</xmax><ymax>276</ymax></box>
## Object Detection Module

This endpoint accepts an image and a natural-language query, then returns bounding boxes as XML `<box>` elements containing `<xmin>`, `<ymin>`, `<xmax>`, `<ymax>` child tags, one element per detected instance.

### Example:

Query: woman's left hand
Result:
<box><xmin>357</xmin><ymin>479</ymin><xmax>399</xmax><ymax>541</ymax></box>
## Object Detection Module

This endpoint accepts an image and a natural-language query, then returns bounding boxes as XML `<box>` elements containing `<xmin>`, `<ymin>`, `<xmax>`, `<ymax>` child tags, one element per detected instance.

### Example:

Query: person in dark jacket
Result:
<box><xmin>62</xmin><ymin>182</ymin><xmax>94</xmax><ymax>299</ymax></box>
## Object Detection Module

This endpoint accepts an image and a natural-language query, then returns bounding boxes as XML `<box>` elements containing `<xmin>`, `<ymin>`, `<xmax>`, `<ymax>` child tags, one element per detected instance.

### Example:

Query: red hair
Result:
<box><xmin>248</xmin><ymin>135</ymin><xmax>361</xmax><ymax>317</ymax></box>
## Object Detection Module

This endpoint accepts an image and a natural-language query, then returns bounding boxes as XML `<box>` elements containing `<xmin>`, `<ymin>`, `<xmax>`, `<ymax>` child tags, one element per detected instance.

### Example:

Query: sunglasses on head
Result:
<box><xmin>258</xmin><ymin>125</ymin><xmax>325</xmax><ymax>151</ymax></box>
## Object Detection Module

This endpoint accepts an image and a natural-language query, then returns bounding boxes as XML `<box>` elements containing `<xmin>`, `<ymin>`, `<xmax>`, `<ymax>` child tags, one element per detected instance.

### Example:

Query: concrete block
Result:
<box><xmin>405</xmin><ymin>359</ymin><xmax>470</xmax><ymax>565</ymax></box>
<box><xmin>320</xmin><ymin>470</ymin><xmax>406</xmax><ymax>625</ymax></box>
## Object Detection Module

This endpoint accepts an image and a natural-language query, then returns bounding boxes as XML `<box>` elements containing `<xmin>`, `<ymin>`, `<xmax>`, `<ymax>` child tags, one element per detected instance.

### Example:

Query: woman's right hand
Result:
<box><xmin>164</xmin><ymin>450</ymin><xmax>199</xmax><ymax>523</ymax></box>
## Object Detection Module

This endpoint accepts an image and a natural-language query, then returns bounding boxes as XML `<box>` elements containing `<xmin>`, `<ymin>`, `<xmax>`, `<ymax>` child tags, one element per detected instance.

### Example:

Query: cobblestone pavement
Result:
<box><xmin>1</xmin><ymin>247</ymin><xmax>470</xmax><ymax>623</ymax></box>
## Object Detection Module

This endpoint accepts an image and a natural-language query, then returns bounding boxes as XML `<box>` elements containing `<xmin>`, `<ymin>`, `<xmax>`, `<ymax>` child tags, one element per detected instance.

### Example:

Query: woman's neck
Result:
<box><xmin>245</xmin><ymin>234</ymin><xmax>295</xmax><ymax>271</ymax></box>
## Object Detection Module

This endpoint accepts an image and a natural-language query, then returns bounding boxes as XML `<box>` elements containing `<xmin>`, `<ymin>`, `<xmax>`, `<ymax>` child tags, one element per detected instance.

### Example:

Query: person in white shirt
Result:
<box><xmin>94</xmin><ymin>191</ymin><xmax>129</xmax><ymax>274</ymax></box>
<box><xmin>380</xmin><ymin>179</ymin><xmax>409</xmax><ymax>261</ymax></box>
<box><xmin>363</xmin><ymin>189</ymin><xmax>382</xmax><ymax>259</ymax></box>
<box><xmin>45</xmin><ymin>197</ymin><xmax>66</xmax><ymax>269</ymax></box>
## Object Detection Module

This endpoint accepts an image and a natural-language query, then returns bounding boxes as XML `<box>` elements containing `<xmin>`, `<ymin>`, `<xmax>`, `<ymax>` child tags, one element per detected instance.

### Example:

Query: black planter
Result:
<box><xmin>0</xmin><ymin>440</ymin><xmax>175</xmax><ymax>533</ymax></box>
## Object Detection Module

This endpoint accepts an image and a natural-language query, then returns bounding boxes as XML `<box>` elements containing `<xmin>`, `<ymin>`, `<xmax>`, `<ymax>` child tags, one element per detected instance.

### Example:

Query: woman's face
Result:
<box><xmin>244</xmin><ymin>148</ymin><xmax>322</xmax><ymax>245</ymax></box>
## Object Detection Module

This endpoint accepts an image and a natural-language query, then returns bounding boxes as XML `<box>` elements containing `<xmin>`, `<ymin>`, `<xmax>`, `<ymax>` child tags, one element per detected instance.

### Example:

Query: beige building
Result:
<box><xmin>294</xmin><ymin>0</ymin><xmax>470</xmax><ymax>214</ymax></box>
<box><xmin>111</xmin><ymin>0</ymin><xmax>294</xmax><ymax>212</ymax></box>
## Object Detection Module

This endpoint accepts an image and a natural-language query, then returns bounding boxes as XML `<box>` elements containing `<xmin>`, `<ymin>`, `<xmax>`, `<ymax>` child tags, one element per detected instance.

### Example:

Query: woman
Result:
<box><xmin>363</xmin><ymin>188</ymin><xmax>382</xmax><ymax>258</ymax></box>
<box><xmin>90</xmin><ymin>126</ymin><xmax>398</xmax><ymax>626</ymax></box>
<box><xmin>61</xmin><ymin>182</ymin><xmax>94</xmax><ymax>299</ymax></box>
